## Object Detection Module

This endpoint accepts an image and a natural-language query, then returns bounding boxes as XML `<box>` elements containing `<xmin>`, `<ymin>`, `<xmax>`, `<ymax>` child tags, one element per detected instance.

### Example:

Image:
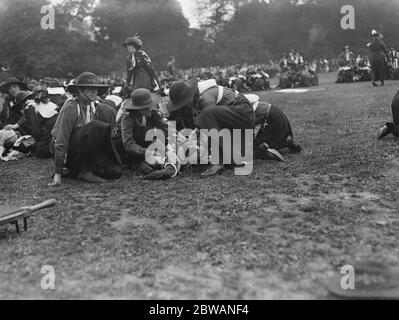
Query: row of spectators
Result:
<box><xmin>5</xmin><ymin>48</ymin><xmax>398</xmax><ymax>98</ymax></box>
<box><xmin>336</xmin><ymin>44</ymin><xmax>399</xmax><ymax>84</ymax></box>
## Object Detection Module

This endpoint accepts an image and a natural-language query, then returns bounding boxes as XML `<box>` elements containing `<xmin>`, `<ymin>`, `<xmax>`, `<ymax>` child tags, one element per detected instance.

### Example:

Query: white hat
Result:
<box><xmin>105</xmin><ymin>95</ymin><xmax>123</xmax><ymax>107</ymax></box>
<box><xmin>371</xmin><ymin>29</ymin><xmax>378</xmax><ymax>36</ymax></box>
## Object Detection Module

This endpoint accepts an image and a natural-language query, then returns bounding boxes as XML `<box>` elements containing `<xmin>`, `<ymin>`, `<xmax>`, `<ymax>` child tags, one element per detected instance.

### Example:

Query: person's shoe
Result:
<box><xmin>254</xmin><ymin>143</ymin><xmax>270</xmax><ymax>160</ymax></box>
<box><xmin>378</xmin><ymin>124</ymin><xmax>393</xmax><ymax>140</ymax></box>
<box><xmin>254</xmin><ymin>143</ymin><xmax>285</xmax><ymax>161</ymax></box>
<box><xmin>201</xmin><ymin>164</ymin><xmax>224</xmax><ymax>177</ymax></box>
<box><xmin>286</xmin><ymin>136</ymin><xmax>302</xmax><ymax>153</ymax></box>
<box><xmin>372</xmin><ymin>82</ymin><xmax>378</xmax><ymax>87</ymax></box>
<box><xmin>266</xmin><ymin>148</ymin><xmax>285</xmax><ymax>162</ymax></box>
<box><xmin>78</xmin><ymin>171</ymin><xmax>107</xmax><ymax>184</ymax></box>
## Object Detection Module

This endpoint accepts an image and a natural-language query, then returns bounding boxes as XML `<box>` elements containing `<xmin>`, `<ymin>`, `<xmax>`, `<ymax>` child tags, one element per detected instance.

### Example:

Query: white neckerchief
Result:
<box><xmin>77</xmin><ymin>101</ymin><xmax>96</xmax><ymax>125</ymax></box>
<box><xmin>131</xmin><ymin>53</ymin><xmax>136</xmax><ymax>68</ymax></box>
<box><xmin>35</xmin><ymin>101</ymin><xmax>58</xmax><ymax>119</ymax></box>
<box><xmin>140</xmin><ymin>115</ymin><xmax>147</xmax><ymax>127</ymax></box>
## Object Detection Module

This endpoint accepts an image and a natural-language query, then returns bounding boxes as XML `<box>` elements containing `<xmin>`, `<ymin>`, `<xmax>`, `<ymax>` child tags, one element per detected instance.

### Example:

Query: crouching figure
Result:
<box><xmin>120</xmin><ymin>88</ymin><xmax>170</xmax><ymax>174</ymax></box>
<box><xmin>253</xmin><ymin>99</ymin><xmax>302</xmax><ymax>161</ymax></box>
<box><xmin>378</xmin><ymin>90</ymin><xmax>399</xmax><ymax>139</ymax></box>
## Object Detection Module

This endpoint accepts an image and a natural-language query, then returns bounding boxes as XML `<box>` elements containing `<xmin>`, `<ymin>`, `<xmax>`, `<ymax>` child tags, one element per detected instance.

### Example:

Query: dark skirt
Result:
<box><xmin>133</xmin><ymin>68</ymin><xmax>153</xmax><ymax>91</ymax></box>
<box><xmin>254</xmin><ymin>104</ymin><xmax>293</xmax><ymax>150</ymax></box>
<box><xmin>371</xmin><ymin>54</ymin><xmax>389</xmax><ymax>82</ymax></box>
<box><xmin>65</xmin><ymin>120</ymin><xmax>122</xmax><ymax>179</ymax></box>
<box><xmin>391</xmin><ymin>90</ymin><xmax>399</xmax><ymax>136</ymax></box>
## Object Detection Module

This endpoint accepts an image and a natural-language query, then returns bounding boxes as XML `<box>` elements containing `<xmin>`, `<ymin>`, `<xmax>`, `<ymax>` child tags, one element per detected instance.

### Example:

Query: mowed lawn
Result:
<box><xmin>1</xmin><ymin>73</ymin><xmax>399</xmax><ymax>299</ymax></box>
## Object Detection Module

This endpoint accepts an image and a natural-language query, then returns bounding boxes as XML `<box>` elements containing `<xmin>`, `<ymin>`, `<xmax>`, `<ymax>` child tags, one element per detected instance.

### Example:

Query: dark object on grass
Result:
<box><xmin>137</xmin><ymin>161</ymin><xmax>156</xmax><ymax>176</ymax></box>
<box><xmin>0</xmin><ymin>199</ymin><xmax>57</xmax><ymax>234</ymax></box>
<box><xmin>144</xmin><ymin>164</ymin><xmax>177</xmax><ymax>180</ymax></box>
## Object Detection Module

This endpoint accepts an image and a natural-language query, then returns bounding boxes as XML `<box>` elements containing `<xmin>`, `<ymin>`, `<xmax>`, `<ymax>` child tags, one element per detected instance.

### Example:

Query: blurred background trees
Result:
<box><xmin>0</xmin><ymin>0</ymin><xmax>398</xmax><ymax>79</ymax></box>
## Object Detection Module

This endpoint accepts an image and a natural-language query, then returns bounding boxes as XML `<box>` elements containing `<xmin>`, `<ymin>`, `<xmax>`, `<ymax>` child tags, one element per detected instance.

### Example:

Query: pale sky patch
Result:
<box><xmin>176</xmin><ymin>0</ymin><xmax>200</xmax><ymax>29</ymax></box>
<box><xmin>49</xmin><ymin>0</ymin><xmax>201</xmax><ymax>29</ymax></box>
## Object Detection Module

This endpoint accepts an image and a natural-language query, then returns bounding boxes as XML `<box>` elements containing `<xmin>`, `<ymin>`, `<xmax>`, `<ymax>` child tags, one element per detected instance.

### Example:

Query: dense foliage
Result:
<box><xmin>0</xmin><ymin>0</ymin><xmax>398</xmax><ymax>78</ymax></box>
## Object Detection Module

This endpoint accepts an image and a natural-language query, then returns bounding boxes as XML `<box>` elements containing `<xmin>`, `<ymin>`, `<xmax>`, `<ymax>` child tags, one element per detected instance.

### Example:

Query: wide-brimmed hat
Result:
<box><xmin>167</xmin><ymin>78</ymin><xmax>198</xmax><ymax>113</ymax></box>
<box><xmin>0</xmin><ymin>77</ymin><xmax>28</xmax><ymax>94</ymax></box>
<box><xmin>122</xmin><ymin>88</ymin><xmax>161</xmax><ymax>111</ymax></box>
<box><xmin>14</xmin><ymin>91</ymin><xmax>35</xmax><ymax>108</ymax></box>
<box><xmin>66</xmin><ymin>72</ymin><xmax>109</xmax><ymax>96</ymax></box>
<box><xmin>121</xmin><ymin>35</ymin><xmax>143</xmax><ymax>49</ymax></box>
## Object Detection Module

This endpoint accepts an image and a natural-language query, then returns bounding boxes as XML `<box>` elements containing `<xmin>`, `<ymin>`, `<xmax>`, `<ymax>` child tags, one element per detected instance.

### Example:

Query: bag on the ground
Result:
<box><xmin>13</xmin><ymin>135</ymin><xmax>36</xmax><ymax>154</ymax></box>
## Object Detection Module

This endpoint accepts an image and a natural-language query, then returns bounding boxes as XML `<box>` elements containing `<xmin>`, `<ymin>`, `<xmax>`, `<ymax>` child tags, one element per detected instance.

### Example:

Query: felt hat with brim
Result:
<box><xmin>122</xmin><ymin>88</ymin><xmax>161</xmax><ymax>111</ymax></box>
<box><xmin>122</xmin><ymin>36</ymin><xmax>142</xmax><ymax>49</ymax></box>
<box><xmin>167</xmin><ymin>78</ymin><xmax>198</xmax><ymax>113</ymax></box>
<box><xmin>0</xmin><ymin>77</ymin><xmax>28</xmax><ymax>94</ymax></box>
<box><xmin>66</xmin><ymin>72</ymin><xmax>109</xmax><ymax>96</ymax></box>
<box><xmin>14</xmin><ymin>91</ymin><xmax>35</xmax><ymax>108</ymax></box>
<box><xmin>325</xmin><ymin>261</ymin><xmax>399</xmax><ymax>300</ymax></box>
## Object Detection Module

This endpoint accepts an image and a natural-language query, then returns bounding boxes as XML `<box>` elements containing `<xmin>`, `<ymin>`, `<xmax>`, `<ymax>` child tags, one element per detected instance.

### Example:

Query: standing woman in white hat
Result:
<box><xmin>122</xmin><ymin>35</ymin><xmax>160</xmax><ymax>93</ymax></box>
<box><xmin>369</xmin><ymin>30</ymin><xmax>390</xmax><ymax>87</ymax></box>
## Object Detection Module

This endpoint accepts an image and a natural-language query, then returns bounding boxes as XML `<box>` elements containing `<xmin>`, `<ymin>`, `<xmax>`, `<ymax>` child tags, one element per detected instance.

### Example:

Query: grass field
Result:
<box><xmin>1</xmin><ymin>73</ymin><xmax>399</xmax><ymax>300</ymax></box>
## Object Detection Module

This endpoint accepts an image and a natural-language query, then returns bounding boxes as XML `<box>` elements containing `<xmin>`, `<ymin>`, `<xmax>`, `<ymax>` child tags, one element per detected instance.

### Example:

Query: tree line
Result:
<box><xmin>0</xmin><ymin>0</ymin><xmax>398</xmax><ymax>79</ymax></box>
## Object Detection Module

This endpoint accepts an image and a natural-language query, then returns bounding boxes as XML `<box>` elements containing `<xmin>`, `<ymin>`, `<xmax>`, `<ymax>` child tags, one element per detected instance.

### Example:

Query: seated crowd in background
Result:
<box><xmin>276</xmin><ymin>50</ymin><xmax>319</xmax><ymax>89</ymax></box>
<box><xmin>336</xmin><ymin>45</ymin><xmax>373</xmax><ymax>83</ymax></box>
<box><xmin>335</xmin><ymin>43</ymin><xmax>399</xmax><ymax>83</ymax></box>
<box><xmin>1</xmin><ymin>70</ymin><xmax>302</xmax><ymax>184</ymax></box>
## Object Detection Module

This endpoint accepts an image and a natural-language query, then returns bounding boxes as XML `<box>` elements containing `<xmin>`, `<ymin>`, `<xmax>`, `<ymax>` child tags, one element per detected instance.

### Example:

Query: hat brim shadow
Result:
<box><xmin>0</xmin><ymin>82</ymin><xmax>28</xmax><ymax>94</ymax></box>
<box><xmin>167</xmin><ymin>78</ymin><xmax>198</xmax><ymax>113</ymax></box>
<box><xmin>66</xmin><ymin>84</ymin><xmax>109</xmax><ymax>97</ymax></box>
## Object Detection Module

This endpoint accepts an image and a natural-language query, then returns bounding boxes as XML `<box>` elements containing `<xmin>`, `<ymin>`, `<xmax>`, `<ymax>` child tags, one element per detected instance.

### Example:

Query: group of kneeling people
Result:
<box><xmin>1</xmin><ymin>72</ymin><xmax>302</xmax><ymax>186</ymax></box>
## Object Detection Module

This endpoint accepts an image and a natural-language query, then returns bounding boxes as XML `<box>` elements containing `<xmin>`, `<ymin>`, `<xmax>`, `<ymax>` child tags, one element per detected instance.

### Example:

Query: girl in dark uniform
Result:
<box><xmin>377</xmin><ymin>90</ymin><xmax>399</xmax><ymax>139</ymax></box>
<box><xmin>120</xmin><ymin>88</ymin><xmax>167</xmax><ymax>169</ymax></box>
<box><xmin>0</xmin><ymin>77</ymin><xmax>28</xmax><ymax>129</ymax></box>
<box><xmin>122</xmin><ymin>35</ymin><xmax>160</xmax><ymax>92</ymax></box>
<box><xmin>49</xmin><ymin>72</ymin><xmax>122</xmax><ymax>186</ymax></box>
<box><xmin>253</xmin><ymin>102</ymin><xmax>302</xmax><ymax>160</ymax></box>
<box><xmin>369</xmin><ymin>30</ymin><xmax>389</xmax><ymax>87</ymax></box>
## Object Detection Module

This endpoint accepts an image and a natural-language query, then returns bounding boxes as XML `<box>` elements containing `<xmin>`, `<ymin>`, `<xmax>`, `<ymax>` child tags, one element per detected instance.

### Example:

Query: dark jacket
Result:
<box><xmin>52</xmin><ymin>98</ymin><xmax>116</xmax><ymax>174</ymax></box>
<box><xmin>121</xmin><ymin>109</ymin><xmax>168</xmax><ymax>160</ymax></box>
<box><xmin>370</xmin><ymin>39</ymin><xmax>389</xmax><ymax>60</ymax></box>
<box><xmin>0</xmin><ymin>95</ymin><xmax>24</xmax><ymax>129</ymax></box>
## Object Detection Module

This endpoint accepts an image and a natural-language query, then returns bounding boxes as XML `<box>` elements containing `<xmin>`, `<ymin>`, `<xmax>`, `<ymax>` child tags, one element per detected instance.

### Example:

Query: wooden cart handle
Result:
<box><xmin>25</xmin><ymin>199</ymin><xmax>57</xmax><ymax>213</ymax></box>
